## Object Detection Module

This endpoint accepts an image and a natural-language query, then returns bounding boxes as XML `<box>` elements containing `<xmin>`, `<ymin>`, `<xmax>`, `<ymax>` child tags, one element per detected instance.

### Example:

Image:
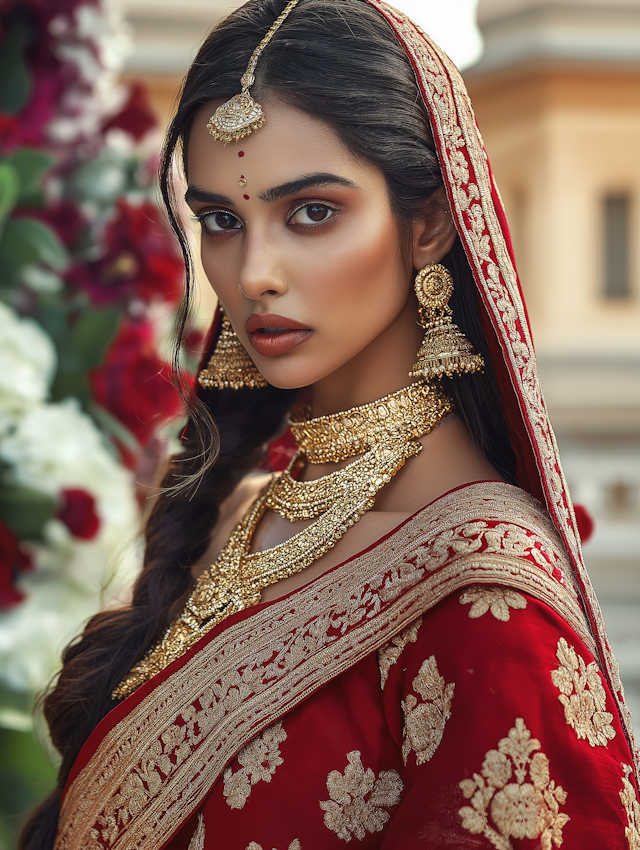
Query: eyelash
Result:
<box><xmin>191</xmin><ymin>201</ymin><xmax>340</xmax><ymax>237</ymax></box>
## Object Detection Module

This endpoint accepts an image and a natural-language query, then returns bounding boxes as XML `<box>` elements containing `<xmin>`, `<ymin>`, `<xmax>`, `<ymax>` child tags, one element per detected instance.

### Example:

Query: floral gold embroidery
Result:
<box><xmin>320</xmin><ymin>751</ymin><xmax>402</xmax><ymax>842</ymax></box>
<box><xmin>459</xmin><ymin>717</ymin><xmax>570</xmax><ymax>849</ymax></box>
<box><xmin>620</xmin><ymin>764</ymin><xmax>640</xmax><ymax>850</ymax></box>
<box><xmin>56</xmin><ymin>485</ymin><xmax>590</xmax><ymax>850</ymax></box>
<box><xmin>551</xmin><ymin>638</ymin><xmax>616</xmax><ymax>748</ymax></box>
<box><xmin>223</xmin><ymin>722</ymin><xmax>287</xmax><ymax>810</ymax></box>
<box><xmin>188</xmin><ymin>813</ymin><xmax>205</xmax><ymax>850</ymax></box>
<box><xmin>460</xmin><ymin>586</ymin><xmax>527</xmax><ymax>622</ymax></box>
<box><xmin>377</xmin><ymin>617</ymin><xmax>423</xmax><ymax>688</ymax></box>
<box><xmin>402</xmin><ymin>655</ymin><xmax>454</xmax><ymax>765</ymax></box>
<box><xmin>246</xmin><ymin>842</ymin><xmax>301</xmax><ymax>850</ymax></box>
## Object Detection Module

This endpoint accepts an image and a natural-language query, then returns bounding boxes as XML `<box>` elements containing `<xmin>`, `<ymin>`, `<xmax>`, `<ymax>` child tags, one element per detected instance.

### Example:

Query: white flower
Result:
<box><xmin>0</xmin><ymin>398</ymin><xmax>142</xmax><ymax>692</ymax></box>
<box><xmin>0</xmin><ymin>303</ymin><xmax>56</xmax><ymax>430</ymax></box>
<box><xmin>0</xmin><ymin>398</ymin><xmax>127</xmax><ymax>503</ymax></box>
<box><xmin>0</xmin><ymin>519</ymin><xmax>142</xmax><ymax>693</ymax></box>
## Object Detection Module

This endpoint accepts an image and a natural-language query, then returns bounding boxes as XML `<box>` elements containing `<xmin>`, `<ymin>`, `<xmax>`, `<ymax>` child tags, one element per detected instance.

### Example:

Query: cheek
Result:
<box><xmin>305</xmin><ymin>212</ymin><xmax>407</xmax><ymax>321</ymax></box>
<box><xmin>199</xmin><ymin>239</ymin><xmax>238</xmax><ymax>298</ymax></box>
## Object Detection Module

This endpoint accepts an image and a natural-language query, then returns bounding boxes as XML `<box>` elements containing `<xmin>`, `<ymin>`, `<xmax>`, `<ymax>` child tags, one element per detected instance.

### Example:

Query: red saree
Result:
<box><xmin>54</xmin><ymin>2</ymin><xmax>640</xmax><ymax>849</ymax></box>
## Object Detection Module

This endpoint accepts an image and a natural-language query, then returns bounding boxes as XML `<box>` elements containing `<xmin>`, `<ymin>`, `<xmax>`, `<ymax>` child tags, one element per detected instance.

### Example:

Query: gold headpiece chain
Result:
<box><xmin>207</xmin><ymin>0</ymin><xmax>303</xmax><ymax>144</ymax></box>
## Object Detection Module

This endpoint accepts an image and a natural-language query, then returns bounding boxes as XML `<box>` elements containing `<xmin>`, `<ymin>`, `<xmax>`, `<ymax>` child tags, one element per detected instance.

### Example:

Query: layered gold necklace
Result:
<box><xmin>113</xmin><ymin>382</ymin><xmax>453</xmax><ymax>699</ymax></box>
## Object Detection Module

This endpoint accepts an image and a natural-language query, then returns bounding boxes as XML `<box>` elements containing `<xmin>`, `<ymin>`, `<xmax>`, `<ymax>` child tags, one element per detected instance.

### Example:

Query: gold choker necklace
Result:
<box><xmin>289</xmin><ymin>383</ymin><xmax>451</xmax><ymax>463</ymax></box>
<box><xmin>113</xmin><ymin>381</ymin><xmax>453</xmax><ymax>699</ymax></box>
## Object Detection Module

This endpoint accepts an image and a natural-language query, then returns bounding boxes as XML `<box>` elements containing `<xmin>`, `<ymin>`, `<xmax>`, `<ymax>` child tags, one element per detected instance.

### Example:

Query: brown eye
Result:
<box><xmin>290</xmin><ymin>203</ymin><xmax>336</xmax><ymax>226</ymax></box>
<box><xmin>307</xmin><ymin>204</ymin><xmax>329</xmax><ymax>221</ymax></box>
<box><xmin>202</xmin><ymin>211</ymin><xmax>242</xmax><ymax>232</ymax></box>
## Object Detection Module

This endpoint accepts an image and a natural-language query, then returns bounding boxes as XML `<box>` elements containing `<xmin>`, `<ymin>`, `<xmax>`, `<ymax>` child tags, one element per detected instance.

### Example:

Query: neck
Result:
<box><xmin>310</xmin><ymin>292</ymin><xmax>422</xmax><ymax>417</ymax></box>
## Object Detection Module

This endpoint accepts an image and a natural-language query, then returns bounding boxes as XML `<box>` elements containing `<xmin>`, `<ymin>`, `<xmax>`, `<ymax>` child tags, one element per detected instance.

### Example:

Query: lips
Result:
<box><xmin>245</xmin><ymin>313</ymin><xmax>313</xmax><ymax>357</ymax></box>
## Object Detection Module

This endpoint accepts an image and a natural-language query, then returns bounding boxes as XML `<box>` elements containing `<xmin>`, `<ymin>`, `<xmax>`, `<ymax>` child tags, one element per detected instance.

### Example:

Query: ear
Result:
<box><xmin>410</xmin><ymin>186</ymin><xmax>457</xmax><ymax>272</ymax></box>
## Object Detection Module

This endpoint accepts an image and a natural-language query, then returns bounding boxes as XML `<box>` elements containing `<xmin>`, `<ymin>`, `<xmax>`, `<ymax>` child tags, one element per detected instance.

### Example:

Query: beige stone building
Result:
<box><xmin>117</xmin><ymin>0</ymin><xmax>640</xmax><ymax>724</ymax></box>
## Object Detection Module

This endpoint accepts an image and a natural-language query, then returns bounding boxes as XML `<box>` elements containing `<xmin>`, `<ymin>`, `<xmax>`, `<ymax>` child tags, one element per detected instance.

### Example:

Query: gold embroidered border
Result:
<box><xmin>55</xmin><ymin>483</ymin><xmax>589</xmax><ymax>850</ymax></box>
<box><xmin>367</xmin><ymin>0</ymin><xmax>638</xmax><ymax>784</ymax></box>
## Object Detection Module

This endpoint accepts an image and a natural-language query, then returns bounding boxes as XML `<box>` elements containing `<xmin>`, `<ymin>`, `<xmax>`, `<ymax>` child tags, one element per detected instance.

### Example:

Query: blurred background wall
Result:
<box><xmin>114</xmin><ymin>0</ymin><xmax>640</xmax><ymax>728</ymax></box>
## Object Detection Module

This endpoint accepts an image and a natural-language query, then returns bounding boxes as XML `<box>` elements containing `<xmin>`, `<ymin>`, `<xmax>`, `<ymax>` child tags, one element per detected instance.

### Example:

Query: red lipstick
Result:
<box><xmin>245</xmin><ymin>313</ymin><xmax>312</xmax><ymax>356</ymax></box>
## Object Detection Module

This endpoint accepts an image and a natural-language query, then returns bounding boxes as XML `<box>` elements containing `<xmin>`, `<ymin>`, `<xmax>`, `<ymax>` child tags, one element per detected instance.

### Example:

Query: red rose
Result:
<box><xmin>0</xmin><ymin>113</ymin><xmax>21</xmax><ymax>153</ymax></box>
<box><xmin>56</xmin><ymin>488</ymin><xmax>100</xmax><ymax>540</ymax></box>
<box><xmin>0</xmin><ymin>518</ymin><xmax>32</xmax><ymax>610</ymax></box>
<box><xmin>102</xmin><ymin>82</ymin><xmax>157</xmax><ymax>142</ymax></box>
<box><xmin>574</xmin><ymin>504</ymin><xmax>595</xmax><ymax>545</ymax></box>
<box><xmin>68</xmin><ymin>199</ymin><xmax>184</xmax><ymax>306</ymax></box>
<box><xmin>89</xmin><ymin>318</ymin><xmax>183</xmax><ymax>450</ymax></box>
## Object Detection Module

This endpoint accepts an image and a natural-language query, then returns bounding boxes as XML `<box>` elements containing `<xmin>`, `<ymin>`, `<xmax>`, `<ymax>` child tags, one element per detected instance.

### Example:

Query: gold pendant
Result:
<box><xmin>207</xmin><ymin>92</ymin><xmax>266</xmax><ymax>145</ymax></box>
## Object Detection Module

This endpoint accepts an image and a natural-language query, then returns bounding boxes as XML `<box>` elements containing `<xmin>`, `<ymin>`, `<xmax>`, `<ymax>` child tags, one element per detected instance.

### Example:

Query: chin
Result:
<box><xmin>256</xmin><ymin>361</ymin><xmax>333</xmax><ymax>391</ymax></box>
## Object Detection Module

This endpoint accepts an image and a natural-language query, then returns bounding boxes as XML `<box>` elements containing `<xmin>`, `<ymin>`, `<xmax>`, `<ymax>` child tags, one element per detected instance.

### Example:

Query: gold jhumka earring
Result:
<box><xmin>207</xmin><ymin>0</ymin><xmax>302</xmax><ymax>144</ymax></box>
<box><xmin>410</xmin><ymin>263</ymin><xmax>484</xmax><ymax>379</ymax></box>
<box><xmin>198</xmin><ymin>307</ymin><xmax>267</xmax><ymax>390</ymax></box>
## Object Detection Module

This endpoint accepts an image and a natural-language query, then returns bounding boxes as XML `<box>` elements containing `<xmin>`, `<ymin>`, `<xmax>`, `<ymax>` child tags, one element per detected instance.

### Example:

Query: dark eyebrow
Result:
<box><xmin>184</xmin><ymin>186</ymin><xmax>234</xmax><ymax>207</ymax></box>
<box><xmin>258</xmin><ymin>173</ymin><xmax>360</xmax><ymax>203</ymax></box>
<box><xmin>184</xmin><ymin>173</ymin><xmax>360</xmax><ymax>209</ymax></box>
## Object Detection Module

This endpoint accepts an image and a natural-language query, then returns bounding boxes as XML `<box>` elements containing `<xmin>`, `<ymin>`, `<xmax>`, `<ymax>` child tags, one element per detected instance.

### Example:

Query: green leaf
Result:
<box><xmin>0</xmin><ymin>218</ymin><xmax>68</xmax><ymax>285</ymax></box>
<box><xmin>49</xmin><ymin>308</ymin><xmax>121</xmax><ymax>403</ymax></box>
<box><xmin>0</xmin><ymin>21</ymin><xmax>30</xmax><ymax>114</ymax></box>
<box><xmin>0</xmin><ymin>162</ymin><xmax>19</xmax><ymax>229</ymax></box>
<box><xmin>69</xmin><ymin>308</ymin><xmax>121</xmax><ymax>368</ymax></box>
<box><xmin>0</xmin><ymin>727</ymin><xmax>57</xmax><ymax>833</ymax></box>
<box><xmin>90</xmin><ymin>403</ymin><xmax>140</xmax><ymax>454</ymax></box>
<box><xmin>7</xmin><ymin>149</ymin><xmax>54</xmax><ymax>201</ymax></box>
<box><xmin>0</xmin><ymin>486</ymin><xmax>56</xmax><ymax>540</ymax></box>
<box><xmin>50</xmin><ymin>370</ymin><xmax>90</xmax><ymax>406</ymax></box>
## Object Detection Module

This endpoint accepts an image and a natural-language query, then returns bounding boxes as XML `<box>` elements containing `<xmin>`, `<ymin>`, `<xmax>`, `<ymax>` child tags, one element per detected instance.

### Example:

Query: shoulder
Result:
<box><xmin>375</xmin><ymin>593</ymin><xmax>635</xmax><ymax>849</ymax></box>
<box><xmin>406</xmin><ymin>480</ymin><xmax>576</xmax><ymax>592</ymax></box>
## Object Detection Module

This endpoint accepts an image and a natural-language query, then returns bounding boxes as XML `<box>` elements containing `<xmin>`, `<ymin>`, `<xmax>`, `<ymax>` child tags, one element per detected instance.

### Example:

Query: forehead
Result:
<box><xmin>186</xmin><ymin>99</ymin><xmax>367</xmax><ymax>187</ymax></box>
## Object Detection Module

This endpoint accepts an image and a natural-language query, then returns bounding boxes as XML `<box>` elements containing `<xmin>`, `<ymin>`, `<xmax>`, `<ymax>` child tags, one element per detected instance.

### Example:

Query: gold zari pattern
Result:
<box><xmin>402</xmin><ymin>655</ymin><xmax>454</xmax><ymax>765</ymax></box>
<box><xmin>320</xmin><ymin>751</ymin><xmax>402</xmax><ymax>842</ymax></box>
<box><xmin>56</xmin><ymin>484</ymin><xmax>590</xmax><ymax>850</ymax></box>
<box><xmin>460</xmin><ymin>586</ymin><xmax>527</xmax><ymax>621</ymax></box>
<box><xmin>247</xmin><ymin>842</ymin><xmax>301</xmax><ymax>850</ymax></box>
<box><xmin>187</xmin><ymin>814</ymin><xmax>205</xmax><ymax>850</ymax></box>
<box><xmin>223</xmin><ymin>722</ymin><xmax>287</xmax><ymax>810</ymax></box>
<box><xmin>289</xmin><ymin>383</ymin><xmax>452</xmax><ymax>463</ymax></box>
<box><xmin>459</xmin><ymin>718</ymin><xmax>570</xmax><ymax>849</ymax></box>
<box><xmin>378</xmin><ymin>617</ymin><xmax>423</xmax><ymax>688</ymax></box>
<box><xmin>620</xmin><ymin>764</ymin><xmax>640</xmax><ymax>850</ymax></box>
<box><xmin>114</xmin><ymin>383</ymin><xmax>450</xmax><ymax>699</ymax></box>
<box><xmin>551</xmin><ymin>637</ymin><xmax>616</xmax><ymax>747</ymax></box>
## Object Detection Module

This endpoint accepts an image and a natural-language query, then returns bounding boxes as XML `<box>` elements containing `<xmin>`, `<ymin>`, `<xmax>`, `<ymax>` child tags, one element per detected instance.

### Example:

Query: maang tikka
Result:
<box><xmin>198</xmin><ymin>307</ymin><xmax>267</xmax><ymax>390</ymax></box>
<box><xmin>207</xmin><ymin>0</ymin><xmax>302</xmax><ymax>144</ymax></box>
<box><xmin>410</xmin><ymin>263</ymin><xmax>484</xmax><ymax>379</ymax></box>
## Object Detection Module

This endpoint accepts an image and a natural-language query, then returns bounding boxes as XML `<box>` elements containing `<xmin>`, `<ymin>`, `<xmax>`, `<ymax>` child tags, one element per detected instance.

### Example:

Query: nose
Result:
<box><xmin>238</xmin><ymin>230</ymin><xmax>287</xmax><ymax>301</ymax></box>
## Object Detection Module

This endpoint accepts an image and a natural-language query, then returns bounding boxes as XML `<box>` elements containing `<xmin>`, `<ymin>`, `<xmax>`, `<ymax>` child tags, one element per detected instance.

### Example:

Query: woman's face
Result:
<box><xmin>186</xmin><ymin>99</ymin><xmax>420</xmax><ymax>391</ymax></box>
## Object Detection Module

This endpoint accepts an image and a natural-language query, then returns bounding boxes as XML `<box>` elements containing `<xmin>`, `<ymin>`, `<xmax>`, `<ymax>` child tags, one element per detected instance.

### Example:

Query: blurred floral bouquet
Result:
<box><xmin>0</xmin><ymin>0</ymin><xmax>194</xmax><ymax>759</ymax></box>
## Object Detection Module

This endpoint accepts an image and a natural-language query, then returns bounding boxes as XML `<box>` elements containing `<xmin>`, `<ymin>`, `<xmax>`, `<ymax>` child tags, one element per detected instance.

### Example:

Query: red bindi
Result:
<box><xmin>238</xmin><ymin>151</ymin><xmax>245</xmax><ymax>157</ymax></box>
<box><xmin>243</xmin><ymin>194</ymin><xmax>250</xmax><ymax>200</ymax></box>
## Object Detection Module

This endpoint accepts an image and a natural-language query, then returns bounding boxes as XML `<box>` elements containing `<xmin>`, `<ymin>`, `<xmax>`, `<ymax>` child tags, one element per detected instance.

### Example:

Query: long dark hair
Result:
<box><xmin>21</xmin><ymin>1</ymin><xmax>516</xmax><ymax>845</ymax></box>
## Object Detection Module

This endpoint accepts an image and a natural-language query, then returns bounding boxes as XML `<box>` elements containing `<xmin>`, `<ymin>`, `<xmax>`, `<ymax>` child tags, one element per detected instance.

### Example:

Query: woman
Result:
<box><xmin>23</xmin><ymin>0</ymin><xmax>640</xmax><ymax>848</ymax></box>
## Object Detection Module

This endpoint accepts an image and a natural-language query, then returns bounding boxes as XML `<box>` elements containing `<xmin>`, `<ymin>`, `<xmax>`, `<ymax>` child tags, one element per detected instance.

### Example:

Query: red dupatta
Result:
<box><xmin>54</xmin><ymin>3</ymin><xmax>639</xmax><ymax>848</ymax></box>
